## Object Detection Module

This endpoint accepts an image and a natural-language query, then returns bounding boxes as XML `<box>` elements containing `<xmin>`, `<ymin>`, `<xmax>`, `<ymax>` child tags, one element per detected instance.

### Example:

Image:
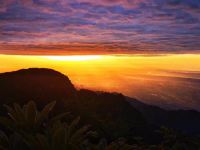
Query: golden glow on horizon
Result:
<box><xmin>43</xmin><ymin>55</ymin><xmax>103</xmax><ymax>61</ymax></box>
<box><xmin>1</xmin><ymin>54</ymin><xmax>200</xmax><ymax>95</ymax></box>
<box><xmin>1</xmin><ymin>54</ymin><xmax>200</xmax><ymax>110</ymax></box>
<box><xmin>1</xmin><ymin>54</ymin><xmax>200</xmax><ymax>71</ymax></box>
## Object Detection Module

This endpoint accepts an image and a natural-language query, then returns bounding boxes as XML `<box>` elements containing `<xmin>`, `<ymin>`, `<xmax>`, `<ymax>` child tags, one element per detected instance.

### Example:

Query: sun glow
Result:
<box><xmin>43</xmin><ymin>55</ymin><xmax>103</xmax><ymax>61</ymax></box>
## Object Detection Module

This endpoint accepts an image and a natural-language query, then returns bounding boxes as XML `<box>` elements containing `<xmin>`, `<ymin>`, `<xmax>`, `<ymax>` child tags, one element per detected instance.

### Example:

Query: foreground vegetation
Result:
<box><xmin>0</xmin><ymin>101</ymin><xmax>199</xmax><ymax>150</ymax></box>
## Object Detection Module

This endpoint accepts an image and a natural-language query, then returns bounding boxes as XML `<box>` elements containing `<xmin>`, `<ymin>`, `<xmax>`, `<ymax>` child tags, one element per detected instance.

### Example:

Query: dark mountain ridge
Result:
<box><xmin>127</xmin><ymin>97</ymin><xmax>200</xmax><ymax>134</ymax></box>
<box><xmin>0</xmin><ymin>68</ymin><xmax>200</xmax><ymax>138</ymax></box>
<box><xmin>0</xmin><ymin>68</ymin><xmax>76</xmax><ymax>107</ymax></box>
<box><xmin>0</xmin><ymin>68</ymin><xmax>147</xmax><ymax>140</ymax></box>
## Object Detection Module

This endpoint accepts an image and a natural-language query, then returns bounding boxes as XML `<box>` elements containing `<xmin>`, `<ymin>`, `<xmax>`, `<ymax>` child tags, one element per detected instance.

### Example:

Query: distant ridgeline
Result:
<box><xmin>0</xmin><ymin>68</ymin><xmax>200</xmax><ymax>144</ymax></box>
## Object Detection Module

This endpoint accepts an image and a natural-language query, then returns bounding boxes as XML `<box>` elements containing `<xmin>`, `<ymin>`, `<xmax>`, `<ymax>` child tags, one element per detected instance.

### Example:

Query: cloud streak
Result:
<box><xmin>0</xmin><ymin>0</ymin><xmax>200</xmax><ymax>55</ymax></box>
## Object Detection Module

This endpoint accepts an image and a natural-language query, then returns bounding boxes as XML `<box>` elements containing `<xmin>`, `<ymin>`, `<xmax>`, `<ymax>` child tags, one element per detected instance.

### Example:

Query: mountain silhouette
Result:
<box><xmin>127</xmin><ymin>97</ymin><xmax>200</xmax><ymax>134</ymax></box>
<box><xmin>0</xmin><ymin>68</ymin><xmax>147</xmax><ymax>140</ymax></box>
<box><xmin>0</xmin><ymin>68</ymin><xmax>200</xmax><ymax>140</ymax></box>
<box><xmin>0</xmin><ymin>68</ymin><xmax>76</xmax><ymax>107</ymax></box>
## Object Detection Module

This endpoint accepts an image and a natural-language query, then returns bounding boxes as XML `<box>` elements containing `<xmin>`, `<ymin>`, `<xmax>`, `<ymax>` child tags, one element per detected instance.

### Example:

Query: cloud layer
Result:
<box><xmin>0</xmin><ymin>0</ymin><xmax>200</xmax><ymax>55</ymax></box>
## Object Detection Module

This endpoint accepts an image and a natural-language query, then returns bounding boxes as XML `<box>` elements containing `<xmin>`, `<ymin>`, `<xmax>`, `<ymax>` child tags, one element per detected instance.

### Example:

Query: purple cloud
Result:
<box><xmin>0</xmin><ymin>0</ymin><xmax>200</xmax><ymax>55</ymax></box>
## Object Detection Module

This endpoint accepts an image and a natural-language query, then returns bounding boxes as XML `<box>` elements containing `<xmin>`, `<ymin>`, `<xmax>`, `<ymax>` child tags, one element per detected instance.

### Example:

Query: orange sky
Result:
<box><xmin>2</xmin><ymin>54</ymin><xmax>200</xmax><ymax>109</ymax></box>
<box><xmin>1</xmin><ymin>54</ymin><xmax>200</xmax><ymax>91</ymax></box>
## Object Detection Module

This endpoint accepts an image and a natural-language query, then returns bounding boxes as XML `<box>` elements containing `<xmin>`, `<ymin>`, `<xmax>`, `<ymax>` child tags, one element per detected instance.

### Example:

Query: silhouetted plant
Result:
<box><xmin>157</xmin><ymin>126</ymin><xmax>200</xmax><ymax>150</ymax></box>
<box><xmin>88</xmin><ymin>138</ymin><xmax>134</xmax><ymax>150</ymax></box>
<box><xmin>0</xmin><ymin>131</ymin><xmax>28</xmax><ymax>150</ymax></box>
<box><xmin>0</xmin><ymin>101</ymin><xmax>62</xmax><ymax>133</ymax></box>
<box><xmin>0</xmin><ymin>101</ymin><xmax>199</xmax><ymax>150</ymax></box>
<box><xmin>0</xmin><ymin>101</ymin><xmax>92</xmax><ymax>150</ymax></box>
<box><xmin>21</xmin><ymin>118</ymin><xmax>92</xmax><ymax>150</ymax></box>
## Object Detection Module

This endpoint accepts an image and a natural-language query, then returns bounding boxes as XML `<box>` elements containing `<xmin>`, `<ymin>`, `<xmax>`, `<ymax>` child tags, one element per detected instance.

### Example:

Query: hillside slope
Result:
<box><xmin>127</xmin><ymin>97</ymin><xmax>200</xmax><ymax>134</ymax></box>
<box><xmin>0</xmin><ymin>68</ymin><xmax>146</xmax><ymax>140</ymax></box>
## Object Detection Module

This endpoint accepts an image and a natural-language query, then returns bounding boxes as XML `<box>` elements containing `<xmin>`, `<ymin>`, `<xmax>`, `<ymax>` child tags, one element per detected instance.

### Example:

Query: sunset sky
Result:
<box><xmin>0</xmin><ymin>0</ymin><xmax>200</xmax><ymax>55</ymax></box>
<box><xmin>1</xmin><ymin>0</ymin><xmax>200</xmax><ymax>110</ymax></box>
